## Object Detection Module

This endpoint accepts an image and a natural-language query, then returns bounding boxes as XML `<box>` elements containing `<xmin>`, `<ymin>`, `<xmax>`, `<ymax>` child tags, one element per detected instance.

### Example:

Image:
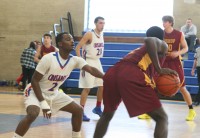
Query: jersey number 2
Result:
<box><xmin>48</xmin><ymin>82</ymin><xmax>58</xmax><ymax>91</ymax></box>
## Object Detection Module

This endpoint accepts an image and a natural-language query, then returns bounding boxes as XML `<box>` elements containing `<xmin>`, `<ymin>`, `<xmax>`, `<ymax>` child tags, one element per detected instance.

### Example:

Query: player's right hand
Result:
<box><xmin>160</xmin><ymin>68</ymin><xmax>178</xmax><ymax>76</ymax></box>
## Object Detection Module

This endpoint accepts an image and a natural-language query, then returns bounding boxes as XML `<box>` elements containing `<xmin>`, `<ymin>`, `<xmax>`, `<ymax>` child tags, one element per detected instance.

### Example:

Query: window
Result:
<box><xmin>86</xmin><ymin>0</ymin><xmax>173</xmax><ymax>32</ymax></box>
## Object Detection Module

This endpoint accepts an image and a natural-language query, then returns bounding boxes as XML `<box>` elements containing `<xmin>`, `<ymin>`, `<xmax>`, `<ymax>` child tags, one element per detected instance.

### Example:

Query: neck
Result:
<box><xmin>59</xmin><ymin>50</ymin><xmax>70</xmax><ymax>60</ymax></box>
<box><xmin>94</xmin><ymin>28</ymin><xmax>101</xmax><ymax>35</ymax></box>
<box><xmin>44</xmin><ymin>44</ymin><xmax>51</xmax><ymax>48</ymax></box>
<box><xmin>165</xmin><ymin>27</ymin><xmax>173</xmax><ymax>33</ymax></box>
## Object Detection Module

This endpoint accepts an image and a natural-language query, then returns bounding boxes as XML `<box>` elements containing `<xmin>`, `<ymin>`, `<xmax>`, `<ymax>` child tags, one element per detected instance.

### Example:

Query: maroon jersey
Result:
<box><xmin>164</xmin><ymin>29</ymin><xmax>182</xmax><ymax>61</ymax></box>
<box><xmin>40</xmin><ymin>45</ymin><xmax>56</xmax><ymax>57</ymax></box>
<box><xmin>120</xmin><ymin>45</ymin><xmax>164</xmax><ymax>79</ymax></box>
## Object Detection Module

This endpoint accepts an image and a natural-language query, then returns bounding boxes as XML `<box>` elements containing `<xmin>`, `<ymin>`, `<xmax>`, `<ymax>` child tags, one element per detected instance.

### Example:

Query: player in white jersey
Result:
<box><xmin>12</xmin><ymin>32</ymin><xmax>104</xmax><ymax>138</ymax></box>
<box><xmin>76</xmin><ymin>16</ymin><xmax>105</xmax><ymax>121</ymax></box>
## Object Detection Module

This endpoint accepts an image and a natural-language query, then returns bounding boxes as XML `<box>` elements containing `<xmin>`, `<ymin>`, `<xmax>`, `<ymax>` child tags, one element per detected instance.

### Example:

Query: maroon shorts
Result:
<box><xmin>103</xmin><ymin>62</ymin><xmax>161</xmax><ymax>117</ymax></box>
<box><xmin>162</xmin><ymin>60</ymin><xmax>185</xmax><ymax>87</ymax></box>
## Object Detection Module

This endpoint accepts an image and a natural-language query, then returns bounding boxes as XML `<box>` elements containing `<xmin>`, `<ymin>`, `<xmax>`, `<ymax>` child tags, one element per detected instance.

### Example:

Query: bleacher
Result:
<box><xmin>50</xmin><ymin>12</ymin><xmax>198</xmax><ymax>97</ymax></box>
<box><xmin>64</xmin><ymin>42</ymin><xmax>141</xmax><ymax>88</ymax></box>
<box><xmin>63</xmin><ymin>38</ymin><xmax>199</xmax><ymax>95</ymax></box>
<box><xmin>184</xmin><ymin>53</ymin><xmax>198</xmax><ymax>94</ymax></box>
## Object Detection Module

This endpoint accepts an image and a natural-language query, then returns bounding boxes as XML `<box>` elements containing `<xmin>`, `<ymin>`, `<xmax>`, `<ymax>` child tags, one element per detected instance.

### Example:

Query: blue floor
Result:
<box><xmin>0</xmin><ymin>113</ymin><xmax>70</xmax><ymax>134</ymax></box>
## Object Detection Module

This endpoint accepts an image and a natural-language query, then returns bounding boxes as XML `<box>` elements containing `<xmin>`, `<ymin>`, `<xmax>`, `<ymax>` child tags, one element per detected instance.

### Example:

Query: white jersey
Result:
<box><xmin>34</xmin><ymin>52</ymin><xmax>87</xmax><ymax>95</ymax></box>
<box><xmin>82</xmin><ymin>30</ymin><xmax>104</xmax><ymax>59</ymax></box>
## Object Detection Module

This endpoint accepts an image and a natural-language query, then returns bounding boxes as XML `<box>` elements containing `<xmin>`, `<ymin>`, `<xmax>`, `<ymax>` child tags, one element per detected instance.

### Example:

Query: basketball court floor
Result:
<box><xmin>0</xmin><ymin>87</ymin><xmax>200</xmax><ymax>138</ymax></box>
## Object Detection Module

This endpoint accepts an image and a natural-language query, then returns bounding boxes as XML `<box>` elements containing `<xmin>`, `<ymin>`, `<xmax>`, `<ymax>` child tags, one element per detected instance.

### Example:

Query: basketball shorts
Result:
<box><xmin>79</xmin><ymin>58</ymin><xmax>104</xmax><ymax>88</ymax></box>
<box><xmin>103</xmin><ymin>62</ymin><xmax>161</xmax><ymax>117</ymax></box>
<box><xmin>24</xmin><ymin>84</ymin><xmax>73</xmax><ymax>114</ymax></box>
<box><xmin>162</xmin><ymin>60</ymin><xmax>185</xmax><ymax>87</ymax></box>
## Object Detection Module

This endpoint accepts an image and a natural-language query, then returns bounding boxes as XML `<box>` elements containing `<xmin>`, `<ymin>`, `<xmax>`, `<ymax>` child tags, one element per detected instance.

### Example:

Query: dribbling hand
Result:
<box><xmin>160</xmin><ymin>68</ymin><xmax>178</xmax><ymax>76</ymax></box>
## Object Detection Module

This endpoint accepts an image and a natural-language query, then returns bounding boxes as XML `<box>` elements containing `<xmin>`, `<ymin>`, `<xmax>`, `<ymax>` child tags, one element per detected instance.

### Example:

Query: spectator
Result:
<box><xmin>191</xmin><ymin>39</ymin><xmax>200</xmax><ymax>106</ymax></box>
<box><xmin>181</xmin><ymin>18</ymin><xmax>197</xmax><ymax>52</ymax></box>
<box><xmin>20</xmin><ymin>42</ymin><xmax>37</xmax><ymax>90</ymax></box>
<box><xmin>34</xmin><ymin>34</ymin><xmax>58</xmax><ymax>63</ymax></box>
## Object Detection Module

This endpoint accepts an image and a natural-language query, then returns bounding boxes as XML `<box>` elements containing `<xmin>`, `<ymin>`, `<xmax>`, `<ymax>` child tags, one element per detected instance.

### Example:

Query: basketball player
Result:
<box><xmin>34</xmin><ymin>33</ymin><xmax>57</xmax><ymax>63</ymax></box>
<box><xmin>162</xmin><ymin>15</ymin><xmax>196</xmax><ymax>121</ymax></box>
<box><xmin>75</xmin><ymin>16</ymin><xmax>105</xmax><ymax>121</ymax></box>
<box><xmin>93</xmin><ymin>26</ymin><xmax>177</xmax><ymax>138</ymax></box>
<box><xmin>12</xmin><ymin>32</ymin><xmax>104</xmax><ymax>138</ymax></box>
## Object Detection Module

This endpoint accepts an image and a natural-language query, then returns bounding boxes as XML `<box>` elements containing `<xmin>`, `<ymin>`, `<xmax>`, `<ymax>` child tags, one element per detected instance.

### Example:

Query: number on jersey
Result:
<box><xmin>97</xmin><ymin>48</ymin><xmax>103</xmax><ymax>56</ymax></box>
<box><xmin>48</xmin><ymin>82</ymin><xmax>58</xmax><ymax>91</ymax></box>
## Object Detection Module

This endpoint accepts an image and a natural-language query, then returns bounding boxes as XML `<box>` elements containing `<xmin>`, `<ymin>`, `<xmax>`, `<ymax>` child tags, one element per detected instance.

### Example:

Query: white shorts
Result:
<box><xmin>24</xmin><ymin>85</ymin><xmax>73</xmax><ymax>114</ymax></box>
<box><xmin>79</xmin><ymin>58</ymin><xmax>104</xmax><ymax>88</ymax></box>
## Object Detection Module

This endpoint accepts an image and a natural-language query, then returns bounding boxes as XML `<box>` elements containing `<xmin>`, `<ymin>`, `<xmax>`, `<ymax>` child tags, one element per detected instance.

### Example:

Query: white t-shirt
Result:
<box><xmin>82</xmin><ymin>30</ymin><xmax>104</xmax><ymax>59</ymax></box>
<box><xmin>194</xmin><ymin>47</ymin><xmax>200</xmax><ymax>67</ymax></box>
<box><xmin>36</xmin><ymin>52</ymin><xmax>87</xmax><ymax>95</ymax></box>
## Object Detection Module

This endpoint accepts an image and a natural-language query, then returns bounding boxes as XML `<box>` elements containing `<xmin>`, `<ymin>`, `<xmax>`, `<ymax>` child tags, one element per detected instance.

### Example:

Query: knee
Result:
<box><xmin>83</xmin><ymin>88</ymin><xmax>91</xmax><ymax>94</ymax></box>
<box><xmin>72</xmin><ymin>105</ymin><xmax>83</xmax><ymax>116</ymax></box>
<box><xmin>26</xmin><ymin>110</ymin><xmax>40</xmax><ymax>122</ymax></box>
<box><xmin>155</xmin><ymin>112</ymin><xmax>168</xmax><ymax>124</ymax></box>
<box><xmin>102</xmin><ymin>112</ymin><xmax>114</xmax><ymax>121</ymax></box>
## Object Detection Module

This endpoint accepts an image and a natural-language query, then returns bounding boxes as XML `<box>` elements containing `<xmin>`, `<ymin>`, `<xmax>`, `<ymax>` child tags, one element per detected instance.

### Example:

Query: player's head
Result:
<box><xmin>56</xmin><ymin>32</ymin><xmax>74</xmax><ymax>52</ymax></box>
<box><xmin>94</xmin><ymin>16</ymin><xmax>105</xmax><ymax>32</ymax></box>
<box><xmin>146</xmin><ymin>26</ymin><xmax>164</xmax><ymax>40</ymax></box>
<box><xmin>43</xmin><ymin>33</ymin><xmax>52</xmax><ymax>46</ymax></box>
<box><xmin>162</xmin><ymin>15</ymin><xmax>174</xmax><ymax>28</ymax></box>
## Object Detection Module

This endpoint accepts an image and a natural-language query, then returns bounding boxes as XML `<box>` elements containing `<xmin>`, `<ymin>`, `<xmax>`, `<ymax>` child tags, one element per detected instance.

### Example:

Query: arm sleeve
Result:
<box><xmin>35</xmin><ymin>55</ymin><xmax>51</xmax><ymax>75</ymax></box>
<box><xmin>75</xmin><ymin>57</ymin><xmax>88</xmax><ymax>69</ymax></box>
<box><xmin>181</xmin><ymin>26</ymin><xmax>186</xmax><ymax>34</ymax></box>
<box><xmin>186</xmin><ymin>25</ymin><xmax>197</xmax><ymax>35</ymax></box>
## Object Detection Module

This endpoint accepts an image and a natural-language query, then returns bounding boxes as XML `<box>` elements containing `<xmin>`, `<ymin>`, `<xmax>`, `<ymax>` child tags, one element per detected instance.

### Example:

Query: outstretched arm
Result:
<box><xmin>82</xmin><ymin>65</ymin><xmax>104</xmax><ymax>78</ymax></box>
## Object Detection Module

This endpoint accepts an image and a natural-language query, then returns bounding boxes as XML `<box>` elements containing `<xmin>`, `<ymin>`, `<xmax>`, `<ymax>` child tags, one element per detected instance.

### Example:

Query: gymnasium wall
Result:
<box><xmin>173</xmin><ymin>0</ymin><xmax>200</xmax><ymax>35</ymax></box>
<box><xmin>0</xmin><ymin>0</ymin><xmax>85</xmax><ymax>80</ymax></box>
<box><xmin>0</xmin><ymin>0</ymin><xmax>199</xmax><ymax>81</ymax></box>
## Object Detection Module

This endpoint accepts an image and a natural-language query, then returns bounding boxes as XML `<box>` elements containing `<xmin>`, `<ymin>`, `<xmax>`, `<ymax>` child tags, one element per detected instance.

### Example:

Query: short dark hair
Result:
<box><xmin>55</xmin><ymin>32</ymin><xmax>69</xmax><ymax>47</ymax></box>
<box><xmin>43</xmin><ymin>33</ymin><xmax>52</xmax><ymax>39</ymax></box>
<box><xmin>162</xmin><ymin>15</ymin><xmax>174</xmax><ymax>26</ymax></box>
<box><xmin>94</xmin><ymin>16</ymin><xmax>104</xmax><ymax>23</ymax></box>
<box><xmin>146</xmin><ymin>26</ymin><xmax>164</xmax><ymax>40</ymax></box>
<box><xmin>29</xmin><ymin>42</ymin><xmax>36</xmax><ymax>50</ymax></box>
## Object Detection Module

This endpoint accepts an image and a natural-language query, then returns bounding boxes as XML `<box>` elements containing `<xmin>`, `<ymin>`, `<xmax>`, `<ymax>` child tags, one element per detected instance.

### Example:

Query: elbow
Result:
<box><xmin>185</xmin><ymin>46</ymin><xmax>189</xmax><ymax>52</ymax></box>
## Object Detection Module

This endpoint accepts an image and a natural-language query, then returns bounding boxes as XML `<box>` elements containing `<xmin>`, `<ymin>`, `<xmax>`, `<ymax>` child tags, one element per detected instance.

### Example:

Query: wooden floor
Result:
<box><xmin>0</xmin><ymin>87</ymin><xmax>200</xmax><ymax>138</ymax></box>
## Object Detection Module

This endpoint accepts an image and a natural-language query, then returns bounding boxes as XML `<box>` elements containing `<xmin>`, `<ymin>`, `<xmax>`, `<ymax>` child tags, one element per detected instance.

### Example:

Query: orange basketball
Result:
<box><xmin>155</xmin><ymin>74</ymin><xmax>181</xmax><ymax>97</ymax></box>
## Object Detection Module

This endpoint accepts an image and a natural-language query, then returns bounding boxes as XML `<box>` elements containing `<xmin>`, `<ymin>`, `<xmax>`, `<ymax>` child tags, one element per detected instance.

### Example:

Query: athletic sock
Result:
<box><xmin>189</xmin><ymin>105</ymin><xmax>193</xmax><ymax>109</ymax></box>
<box><xmin>96</xmin><ymin>101</ymin><xmax>101</xmax><ymax>107</ymax></box>
<box><xmin>72</xmin><ymin>131</ymin><xmax>81</xmax><ymax>138</ymax></box>
<box><xmin>12</xmin><ymin>133</ymin><xmax>23</xmax><ymax>138</ymax></box>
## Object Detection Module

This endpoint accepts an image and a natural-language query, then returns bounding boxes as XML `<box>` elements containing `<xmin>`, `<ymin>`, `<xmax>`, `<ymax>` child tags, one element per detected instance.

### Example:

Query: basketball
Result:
<box><xmin>155</xmin><ymin>74</ymin><xmax>181</xmax><ymax>97</ymax></box>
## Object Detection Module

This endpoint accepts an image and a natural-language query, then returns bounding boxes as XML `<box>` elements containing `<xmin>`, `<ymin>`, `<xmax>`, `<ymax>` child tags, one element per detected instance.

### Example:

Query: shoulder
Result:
<box><xmin>71</xmin><ymin>55</ymin><xmax>84</xmax><ymax>61</ymax></box>
<box><xmin>173</xmin><ymin>29</ymin><xmax>182</xmax><ymax>36</ymax></box>
<box><xmin>42</xmin><ymin>52</ymin><xmax>55</xmax><ymax>59</ymax></box>
<box><xmin>84</xmin><ymin>31</ymin><xmax>93</xmax><ymax>37</ymax></box>
<box><xmin>192</xmin><ymin>24</ymin><xmax>197</xmax><ymax>28</ymax></box>
<box><xmin>196</xmin><ymin>47</ymin><xmax>200</xmax><ymax>52</ymax></box>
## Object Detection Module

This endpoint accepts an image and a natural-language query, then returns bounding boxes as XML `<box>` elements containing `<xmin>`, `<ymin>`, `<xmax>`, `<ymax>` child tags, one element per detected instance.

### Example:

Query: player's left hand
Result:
<box><xmin>42</xmin><ymin>109</ymin><xmax>52</xmax><ymax>119</ymax></box>
<box><xmin>40</xmin><ymin>100</ymin><xmax>51</xmax><ymax>119</ymax></box>
<box><xmin>168</xmin><ymin>51</ymin><xmax>179</xmax><ymax>58</ymax></box>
